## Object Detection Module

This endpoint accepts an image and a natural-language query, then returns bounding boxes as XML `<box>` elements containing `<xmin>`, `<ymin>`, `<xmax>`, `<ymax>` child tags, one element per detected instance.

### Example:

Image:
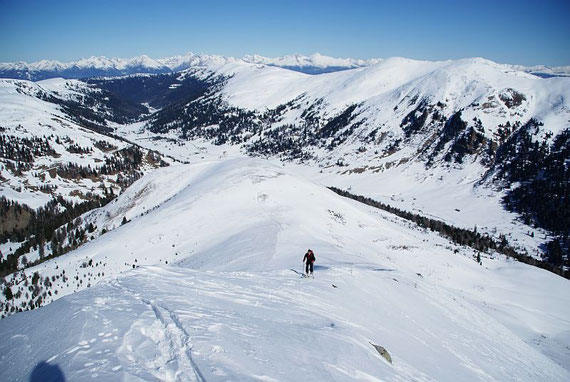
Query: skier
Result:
<box><xmin>303</xmin><ymin>249</ymin><xmax>316</xmax><ymax>277</ymax></box>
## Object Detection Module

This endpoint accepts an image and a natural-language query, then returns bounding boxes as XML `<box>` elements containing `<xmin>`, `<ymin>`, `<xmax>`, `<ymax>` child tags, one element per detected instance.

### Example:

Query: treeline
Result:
<box><xmin>247</xmin><ymin>123</ymin><xmax>311</xmax><ymax>160</ymax></box>
<box><xmin>493</xmin><ymin>121</ymin><xmax>569</xmax><ymax>237</ymax></box>
<box><xmin>54</xmin><ymin>146</ymin><xmax>169</xmax><ymax>190</ymax></box>
<box><xmin>4</xmin><ymin>160</ymin><xmax>32</xmax><ymax>176</ymax></box>
<box><xmin>1</xmin><ymin>268</ymin><xmax>63</xmax><ymax>315</ymax></box>
<box><xmin>55</xmin><ymin>146</ymin><xmax>145</xmax><ymax>180</ymax></box>
<box><xmin>66</xmin><ymin>143</ymin><xmax>92</xmax><ymax>154</ymax></box>
<box><xmin>0</xmin><ymin>134</ymin><xmax>100</xmax><ymax>165</ymax></box>
<box><xmin>0</xmin><ymin>142</ymin><xmax>169</xmax><ymax>276</ymax></box>
<box><xmin>150</xmin><ymin>95</ymin><xmax>260</xmax><ymax>146</ymax></box>
<box><xmin>0</xmin><ymin>134</ymin><xmax>57</xmax><ymax>162</ymax></box>
<box><xmin>87</xmin><ymin>71</ymin><xmax>212</xmax><ymax>110</ymax></box>
<box><xmin>328</xmin><ymin>187</ymin><xmax>568</xmax><ymax>279</ymax></box>
<box><xmin>56</xmin><ymin>87</ymin><xmax>147</xmax><ymax>127</ymax></box>
<box><xmin>0</xmin><ymin>195</ymin><xmax>112</xmax><ymax>276</ymax></box>
<box><xmin>149</xmin><ymin>92</ymin><xmax>365</xmax><ymax>159</ymax></box>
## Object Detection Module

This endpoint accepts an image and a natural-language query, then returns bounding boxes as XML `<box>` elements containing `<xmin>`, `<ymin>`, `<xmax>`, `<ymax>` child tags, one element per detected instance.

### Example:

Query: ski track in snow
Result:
<box><xmin>112</xmin><ymin>278</ymin><xmax>205</xmax><ymax>382</ymax></box>
<box><xmin>1</xmin><ymin>263</ymin><xmax>569</xmax><ymax>381</ymax></box>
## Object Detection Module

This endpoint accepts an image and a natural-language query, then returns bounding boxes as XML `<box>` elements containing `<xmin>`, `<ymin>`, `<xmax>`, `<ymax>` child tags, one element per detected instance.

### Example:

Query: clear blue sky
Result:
<box><xmin>1</xmin><ymin>0</ymin><xmax>569</xmax><ymax>66</ymax></box>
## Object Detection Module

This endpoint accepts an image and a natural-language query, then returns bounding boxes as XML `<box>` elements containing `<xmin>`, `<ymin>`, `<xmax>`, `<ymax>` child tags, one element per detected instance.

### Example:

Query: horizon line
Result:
<box><xmin>2</xmin><ymin>52</ymin><xmax>569</xmax><ymax>69</ymax></box>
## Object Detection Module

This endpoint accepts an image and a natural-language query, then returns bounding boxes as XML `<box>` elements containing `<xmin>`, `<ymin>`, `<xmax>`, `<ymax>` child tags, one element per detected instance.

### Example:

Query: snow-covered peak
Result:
<box><xmin>242</xmin><ymin>52</ymin><xmax>383</xmax><ymax>73</ymax></box>
<box><xmin>155</xmin><ymin>52</ymin><xmax>197</xmax><ymax>70</ymax></box>
<box><xmin>0</xmin><ymin>61</ymin><xmax>28</xmax><ymax>70</ymax></box>
<box><xmin>220</xmin><ymin>56</ymin><xmax>517</xmax><ymax>110</ymax></box>
<box><xmin>72</xmin><ymin>56</ymin><xmax>119</xmax><ymax>69</ymax></box>
<box><xmin>0</xmin><ymin>52</ymin><xmax>385</xmax><ymax>81</ymax></box>
<box><xmin>31</xmin><ymin>59</ymin><xmax>68</xmax><ymax>71</ymax></box>
<box><xmin>123</xmin><ymin>54</ymin><xmax>165</xmax><ymax>70</ymax></box>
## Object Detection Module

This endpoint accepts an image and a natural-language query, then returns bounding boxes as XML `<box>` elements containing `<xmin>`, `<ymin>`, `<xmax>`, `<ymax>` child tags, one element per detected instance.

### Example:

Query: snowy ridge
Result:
<box><xmin>242</xmin><ymin>52</ymin><xmax>384</xmax><ymax>73</ymax></box>
<box><xmin>179</xmin><ymin>56</ymin><xmax>569</xmax><ymax>140</ymax></box>
<box><xmin>242</xmin><ymin>52</ymin><xmax>381</xmax><ymax>68</ymax></box>
<box><xmin>0</xmin><ymin>53</ymin><xmax>237</xmax><ymax>74</ymax></box>
<box><xmin>0</xmin><ymin>158</ymin><xmax>569</xmax><ymax>381</ymax></box>
<box><xmin>1</xmin><ymin>52</ymin><xmax>376</xmax><ymax>80</ymax></box>
<box><xmin>0</xmin><ymin>53</ymin><xmax>279</xmax><ymax>80</ymax></box>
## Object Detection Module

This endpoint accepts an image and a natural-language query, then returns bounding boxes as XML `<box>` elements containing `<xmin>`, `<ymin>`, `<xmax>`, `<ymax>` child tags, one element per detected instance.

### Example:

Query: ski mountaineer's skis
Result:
<box><xmin>290</xmin><ymin>269</ymin><xmax>307</xmax><ymax>278</ymax></box>
<box><xmin>289</xmin><ymin>269</ymin><xmax>313</xmax><ymax>278</ymax></box>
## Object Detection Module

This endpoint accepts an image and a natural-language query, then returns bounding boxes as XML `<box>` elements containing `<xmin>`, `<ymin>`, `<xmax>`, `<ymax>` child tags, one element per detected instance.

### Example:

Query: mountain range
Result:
<box><xmin>2</xmin><ymin>52</ymin><xmax>570</xmax><ymax>80</ymax></box>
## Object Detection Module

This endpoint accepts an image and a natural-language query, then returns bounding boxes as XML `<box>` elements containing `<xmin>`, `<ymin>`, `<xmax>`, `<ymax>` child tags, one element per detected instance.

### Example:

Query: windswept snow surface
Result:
<box><xmin>1</xmin><ymin>158</ymin><xmax>569</xmax><ymax>381</ymax></box>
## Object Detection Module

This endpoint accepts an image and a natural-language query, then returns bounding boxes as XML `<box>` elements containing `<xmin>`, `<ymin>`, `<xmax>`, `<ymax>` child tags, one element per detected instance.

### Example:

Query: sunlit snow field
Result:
<box><xmin>1</xmin><ymin>159</ymin><xmax>568</xmax><ymax>381</ymax></box>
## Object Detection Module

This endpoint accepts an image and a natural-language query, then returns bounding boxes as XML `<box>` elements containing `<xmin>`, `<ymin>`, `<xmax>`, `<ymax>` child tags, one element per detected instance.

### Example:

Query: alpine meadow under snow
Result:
<box><xmin>0</xmin><ymin>52</ymin><xmax>569</xmax><ymax>381</ymax></box>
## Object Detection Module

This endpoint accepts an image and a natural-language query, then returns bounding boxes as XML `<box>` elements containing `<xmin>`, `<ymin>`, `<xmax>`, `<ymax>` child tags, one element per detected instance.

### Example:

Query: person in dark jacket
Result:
<box><xmin>303</xmin><ymin>249</ymin><xmax>316</xmax><ymax>276</ymax></box>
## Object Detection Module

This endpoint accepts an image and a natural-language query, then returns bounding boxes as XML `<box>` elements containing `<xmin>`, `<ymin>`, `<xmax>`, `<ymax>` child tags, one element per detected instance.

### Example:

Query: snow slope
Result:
<box><xmin>1</xmin><ymin>158</ymin><xmax>569</xmax><ymax>381</ymax></box>
<box><xmin>0</xmin><ymin>79</ymin><xmax>122</xmax><ymax>206</ymax></box>
<box><xmin>0</xmin><ymin>78</ymin><xmax>164</xmax><ymax>208</ymax></box>
<box><xmin>218</xmin><ymin>57</ymin><xmax>570</xmax><ymax>135</ymax></box>
<box><xmin>3</xmin><ymin>55</ymin><xmax>568</xmax><ymax>269</ymax></box>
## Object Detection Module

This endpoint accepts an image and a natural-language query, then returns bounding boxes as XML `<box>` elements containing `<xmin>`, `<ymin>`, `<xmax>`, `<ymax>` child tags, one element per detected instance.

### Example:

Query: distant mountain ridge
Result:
<box><xmin>2</xmin><ymin>52</ymin><xmax>569</xmax><ymax>80</ymax></box>
<box><xmin>242</xmin><ymin>53</ymin><xmax>383</xmax><ymax>74</ymax></box>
